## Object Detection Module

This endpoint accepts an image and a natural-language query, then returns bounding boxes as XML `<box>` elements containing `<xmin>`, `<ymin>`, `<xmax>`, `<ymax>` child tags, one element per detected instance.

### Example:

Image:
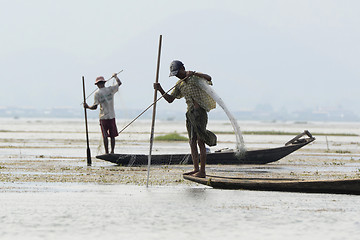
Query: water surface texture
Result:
<box><xmin>1</xmin><ymin>183</ymin><xmax>359</xmax><ymax>240</ymax></box>
<box><xmin>1</xmin><ymin>118</ymin><xmax>360</xmax><ymax>239</ymax></box>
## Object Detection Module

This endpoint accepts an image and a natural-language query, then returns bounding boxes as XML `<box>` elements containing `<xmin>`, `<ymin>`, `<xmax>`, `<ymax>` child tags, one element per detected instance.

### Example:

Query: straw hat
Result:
<box><xmin>95</xmin><ymin>76</ymin><xmax>106</xmax><ymax>85</ymax></box>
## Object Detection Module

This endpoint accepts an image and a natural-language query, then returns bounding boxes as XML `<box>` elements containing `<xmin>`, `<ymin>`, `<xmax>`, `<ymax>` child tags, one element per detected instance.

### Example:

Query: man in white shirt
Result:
<box><xmin>84</xmin><ymin>73</ymin><xmax>122</xmax><ymax>154</ymax></box>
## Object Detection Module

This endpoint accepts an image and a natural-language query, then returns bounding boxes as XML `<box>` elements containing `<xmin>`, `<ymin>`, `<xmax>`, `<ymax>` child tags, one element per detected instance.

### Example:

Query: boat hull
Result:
<box><xmin>96</xmin><ymin>133</ymin><xmax>315</xmax><ymax>166</ymax></box>
<box><xmin>183</xmin><ymin>175</ymin><xmax>360</xmax><ymax>195</ymax></box>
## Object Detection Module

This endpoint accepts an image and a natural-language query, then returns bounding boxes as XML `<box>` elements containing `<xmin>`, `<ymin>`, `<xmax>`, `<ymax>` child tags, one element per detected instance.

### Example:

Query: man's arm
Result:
<box><xmin>84</xmin><ymin>103</ymin><xmax>98</xmax><ymax>110</ymax></box>
<box><xmin>153</xmin><ymin>83</ymin><xmax>176</xmax><ymax>103</ymax></box>
<box><xmin>112</xmin><ymin>73</ymin><xmax>122</xmax><ymax>86</ymax></box>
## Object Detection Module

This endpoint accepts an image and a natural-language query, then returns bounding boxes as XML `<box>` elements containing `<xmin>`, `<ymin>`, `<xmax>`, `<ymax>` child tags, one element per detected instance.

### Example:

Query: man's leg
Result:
<box><xmin>184</xmin><ymin>112</ymin><xmax>200</xmax><ymax>175</ymax></box>
<box><xmin>194</xmin><ymin>139</ymin><xmax>206</xmax><ymax>178</ymax></box>
<box><xmin>190</xmin><ymin>137</ymin><xmax>200</xmax><ymax>173</ymax></box>
<box><xmin>110</xmin><ymin>137</ymin><xmax>115</xmax><ymax>154</ymax></box>
<box><xmin>108</xmin><ymin>118</ymin><xmax>118</xmax><ymax>154</ymax></box>
<box><xmin>100</xmin><ymin>121</ymin><xmax>109</xmax><ymax>154</ymax></box>
<box><xmin>184</xmin><ymin>137</ymin><xmax>200</xmax><ymax>175</ymax></box>
<box><xmin>103</xmin><ymin>137</ymin><xmax>109</xmax><ymax>154</ymax></box>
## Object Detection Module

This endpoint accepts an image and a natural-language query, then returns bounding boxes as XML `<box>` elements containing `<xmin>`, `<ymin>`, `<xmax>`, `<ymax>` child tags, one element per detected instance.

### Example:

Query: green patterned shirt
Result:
<box><xmin>170</xmin><ymin>75</ymin><xmax>216</xmax><ymax>112</ymax></box>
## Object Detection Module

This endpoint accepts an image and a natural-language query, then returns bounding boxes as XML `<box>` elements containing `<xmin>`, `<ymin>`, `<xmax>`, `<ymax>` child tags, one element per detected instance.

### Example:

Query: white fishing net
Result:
<box><xmin>197</xmin><ymin>79</ymin><xmax>246</xmax><ymax>154</ymax></box>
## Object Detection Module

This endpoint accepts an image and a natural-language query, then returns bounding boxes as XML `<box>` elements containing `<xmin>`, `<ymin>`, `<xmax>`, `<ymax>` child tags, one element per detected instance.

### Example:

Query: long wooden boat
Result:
<box><xmin>96</xmin><ymin>130</ymin><xmax>315</xmax><ymax>166</ymax></box>
<box><xmin>96</xmin><ymin>131</ymin><xmax>315</xmax><ymax>166</ymax></box>
<box><xmin>183</xmin><ymin>175</ymin><xmax>360</xmax><ymax>195</ymax></box>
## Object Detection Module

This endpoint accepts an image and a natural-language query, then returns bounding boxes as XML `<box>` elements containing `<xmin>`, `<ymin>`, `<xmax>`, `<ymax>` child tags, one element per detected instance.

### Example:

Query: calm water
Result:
<box><xmin>1</xmin><ymin>118</ymin><xmax>360</xmax><ymax>239</ymax></box>
<box><xmin>1</xmin><ymin>183</ymin><xmax>359</xmax><ymax>240</ymax></box>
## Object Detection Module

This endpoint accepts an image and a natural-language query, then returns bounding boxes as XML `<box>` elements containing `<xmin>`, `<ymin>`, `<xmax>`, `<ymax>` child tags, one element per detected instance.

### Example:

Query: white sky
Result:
<box><xmin>1</xmin><ymin>0</ymin><xmax>359</xmax><ymax>115</ymax></box>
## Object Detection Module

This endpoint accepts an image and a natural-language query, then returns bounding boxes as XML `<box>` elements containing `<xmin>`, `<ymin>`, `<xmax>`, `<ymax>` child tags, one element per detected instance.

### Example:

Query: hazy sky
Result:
<box><xmin>1</xmin><ymin>0</ymin><xmax>359</xmax><ymax>116</ymax></box>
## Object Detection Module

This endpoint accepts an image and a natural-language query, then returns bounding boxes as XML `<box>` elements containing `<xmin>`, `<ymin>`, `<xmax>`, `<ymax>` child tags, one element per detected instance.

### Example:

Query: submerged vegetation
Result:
<box><xmin>154</xmin><ymin>132</ymin><xmax>188</xmax><ymax>142</ymax></box>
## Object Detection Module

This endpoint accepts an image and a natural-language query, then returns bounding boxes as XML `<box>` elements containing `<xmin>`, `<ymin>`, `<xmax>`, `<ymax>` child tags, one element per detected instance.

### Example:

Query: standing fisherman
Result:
<box><xmin>154</xmin><ymin>60</ymin><xmax>217</xmax><ymax>178</ymax></box>
<box><xmin>84</xmin><ymin>73</ymin><xmax>122</xmax><ymax>154</ymax></box>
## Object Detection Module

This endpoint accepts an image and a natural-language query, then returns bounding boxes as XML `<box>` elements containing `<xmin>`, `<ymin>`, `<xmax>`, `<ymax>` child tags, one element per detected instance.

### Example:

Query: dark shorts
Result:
<box><xmin>186</xmin><ymin>107</ymin><xmax>217</xmax><ymax>147</ymax></box>
<box><xmin>100</xmin><ymin>118</ymin><xmax>118</xmax><ymax>138</ymax></box>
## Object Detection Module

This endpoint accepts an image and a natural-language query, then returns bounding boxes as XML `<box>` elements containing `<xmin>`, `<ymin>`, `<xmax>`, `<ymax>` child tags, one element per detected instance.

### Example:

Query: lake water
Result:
<box><xmin>1</xmin><ymin>183</ymin><xmax>359</xmax><ymax>240</ymax></box>
<box><xmin>1</xmin><ymin>118</ymin><xmax>360</xmax><ymax>239</ymax></box>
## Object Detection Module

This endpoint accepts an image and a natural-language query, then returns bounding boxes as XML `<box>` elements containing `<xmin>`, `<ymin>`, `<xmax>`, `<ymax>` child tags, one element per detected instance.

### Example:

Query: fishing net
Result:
<box><xmin>197</xmin><ymin>79</ymin><xmax>246</xmax><ymax>154</ymax></box>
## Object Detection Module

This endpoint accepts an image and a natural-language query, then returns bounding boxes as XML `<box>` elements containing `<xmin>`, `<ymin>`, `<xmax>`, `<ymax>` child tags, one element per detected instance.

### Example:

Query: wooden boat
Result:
<box><xmin>183</xmin><ymin>175</ymin><xmax>360</xmax><ymax>195</ymax></box>
<box><xmin>96</xmin><ymin>131</ymin><xmax>315</xmax><ymax>166</ymax></box>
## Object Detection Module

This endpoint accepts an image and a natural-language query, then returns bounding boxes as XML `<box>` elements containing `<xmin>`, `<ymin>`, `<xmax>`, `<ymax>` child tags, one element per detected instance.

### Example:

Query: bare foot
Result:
<box><xmin>193</xmin><ymin>171</ymin><xmax>206</xmax><ymax>178</ymax></box>
<box><xmin>183</xmin><ymin>170</ymin><xmax>199</xmax><ymax>175</ymax></box>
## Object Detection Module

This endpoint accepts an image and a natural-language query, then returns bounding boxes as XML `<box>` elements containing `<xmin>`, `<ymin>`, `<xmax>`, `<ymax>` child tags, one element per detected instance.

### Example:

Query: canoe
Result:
<box><xmin>96</xmin><ymin>131</ymin><xmax>315</xmax><ymax>166</ymax></box>
<box><xmin>183</xmin><ymin>175</ymin><xmax>360</xmax><ymax>195</ymax></box>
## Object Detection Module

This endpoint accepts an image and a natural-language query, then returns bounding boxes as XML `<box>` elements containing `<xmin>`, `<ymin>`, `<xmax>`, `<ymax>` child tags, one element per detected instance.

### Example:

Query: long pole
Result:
<box><xmin>147</xmin><ymin>35</ymin><xmax>162</xmax><ymax>187</ymax></box>
<box><xmin>82</xmin><ymin>76</ymin><xmax>92</xmax><ymax>166</ymax></box>
<box><xmin>117</xmin><ymin>81</ymin><xmax>180</xmax><ymax>135</ymax></box>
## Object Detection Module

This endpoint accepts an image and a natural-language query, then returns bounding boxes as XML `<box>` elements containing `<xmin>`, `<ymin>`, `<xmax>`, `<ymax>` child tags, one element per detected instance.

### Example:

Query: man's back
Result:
<box><xmin>94</xmin><ymin>85</ymin><xmax>119</xmax><ymax>119</ymax></box>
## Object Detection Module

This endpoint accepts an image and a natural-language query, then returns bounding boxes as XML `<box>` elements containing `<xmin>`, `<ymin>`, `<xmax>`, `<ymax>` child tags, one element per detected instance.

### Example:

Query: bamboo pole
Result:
<box><xmin>117</xmin><ymin>81</ymin><xmax>180</xmax><ymax>135</ymax></box>
<box><xmin>82</xmin><ymin>76</ymin><xmax>92</xmax><ymax>166</ymax></box>
<box><xmin>147</xmin><ymin>35</ymin><xmax>162</xmax><ymax>187</ymax></box>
